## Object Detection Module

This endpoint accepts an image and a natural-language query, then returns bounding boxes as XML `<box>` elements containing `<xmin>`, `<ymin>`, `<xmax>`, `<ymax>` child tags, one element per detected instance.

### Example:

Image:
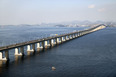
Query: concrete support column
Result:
<box><xmin>15</xmin><ymin>48</ymin><xmax>22</xmax><ymax>55</ymax></box>
<box><xmin>37</xmin><ymin>43</ymin><xmax>40</xmax><ymax>48</ymax></box>
<box><xmin>45</xmin><ymin>41</ymin><xmax>48</xmax><ymax>46</ymax></box>
<box><xmin>32</xmin><ymin>44</ymin><xmax>35</xmax><ymax>51</ymax></box>
<box><xmin>27</xmin><ymin>45</ymin><xmax>34</xmax><ymax>52</ymax></box>
<box><xmin>0</xmin><ymin>51</ymin><xmax>9</xmax><ymax>60</ymax></box>
<box><xmin>37</xmin><ymin>43</ymin><xmax>43</xmax><ymax>49</ymax></box>
<box><xmin>27</xmin><ymin>45</ymin><xmax>31</xmax><ymax>51</ymax></box>
<box><xmin>62</xmin><ymin>37</ymin><xmax>65</xmax><ymax>42</ymax></box>
<box><xmin>0</xmin><ymin>52</ymin><xmax>3</xmax><ymax>60</ymax></box>
<box><xmin>67</xmin><ymin>35</ymin><xmax>69</xmax><ymax>40</ymax></box>
<box><xmin>15</xmin><ymin>48</ymin><xmax>19</xmax><ymax>55</ymax></box>
<box><xmin>51</xmin><ymin>39</ymin><xmax>54</xmax><ymax>44</ymax></box>
<box><xmin>57</xmin><ymin>38</ymin><xmax>60</xmax><ymax>44</ymax></box>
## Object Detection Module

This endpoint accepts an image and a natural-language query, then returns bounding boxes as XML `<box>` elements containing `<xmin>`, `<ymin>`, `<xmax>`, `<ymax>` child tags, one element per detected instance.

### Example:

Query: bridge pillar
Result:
<box><xmin>15</xmin><ymin>48</ymin><xmax>23</xmax><ymax>56</ymax></box>
<box><xmin>27</xmin><ymin>45</ymin><xmax>34</xmax><ymax>52</ymax></box>
<box><xmin>0</xmin><ymin>52</ymin><xmax>3</xmax><ymax>60</ymax></box>
<box><xmin>45</xmin><ymin>41</ymin><xmax>48</xmax><ymax>47</ymax></box>
<box><xmin>37</xmin><ymin>43</ymin><xmax>43</xmax><ymax>49</ymax></box>
<box><xmin>49</xmin><ymin>39</ymin><xmax>55</xmax><ymax>47</ymax></box>
<box><xmin>62</xmin><ymin>37</ymin><xmax>65</xmax><ymax>42</ymax></box>
<box><xmin>37</xmin><ymin>43</ymin><xmax>40</xmax><ymax>48</ymax></box>
<box><xmin>67</xmin><ymin>35</ymin><xmax>69</xmax><ymax>40</ymax></box>
<box><xmin>51</xmin><ymin>39</ymin><xmax>54</xmax><ymax>45</ymax></box>
<box><xmin>0</xmin><ymin>51</ymin><xmax>9</xmax><ymax>61</ymax></box>
<box><xmin>45</xmin><ymin>41</ymin><xmax>47</xmax><ymax>46</ymax></box>
<box><xmin>55</xmin><ymin>38</ymin><xmax>58</xmax><ymax>44</ymax></box>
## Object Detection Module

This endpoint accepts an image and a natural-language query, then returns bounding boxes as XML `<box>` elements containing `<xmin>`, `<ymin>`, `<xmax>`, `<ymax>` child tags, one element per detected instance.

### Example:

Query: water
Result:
<box><xmin>0</xmin><ymin>27</ymin><xmax>116</xmax><ymax>77</ymax></box>
<box><xmin>0</xmin><ymin>26</ymin><xmax>88</xmax><ymax>46</ymax></box>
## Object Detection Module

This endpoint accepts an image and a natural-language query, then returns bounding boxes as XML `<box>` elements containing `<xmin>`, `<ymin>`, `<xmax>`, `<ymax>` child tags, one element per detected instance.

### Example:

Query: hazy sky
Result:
<box><xmin>0</xmin><ymin>0</ymin><xmax>116</xmax><ymax>25</ymax></box>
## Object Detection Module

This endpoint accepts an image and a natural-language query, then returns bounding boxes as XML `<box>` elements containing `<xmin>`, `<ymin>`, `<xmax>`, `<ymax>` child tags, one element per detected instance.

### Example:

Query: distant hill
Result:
<box><xmin>0</xmin><ymin>20</ymin><xmax>116</xmax><ymax>27</ymax></box>
<box><xmin>55</xmin><ymin>24</ymin><xmax>66</xmax><ymax>27</ymax></box>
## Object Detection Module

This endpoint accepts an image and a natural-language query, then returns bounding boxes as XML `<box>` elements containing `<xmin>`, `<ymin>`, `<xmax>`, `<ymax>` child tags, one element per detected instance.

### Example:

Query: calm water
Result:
<box><xmin>0</xmin><ymin>27</ymin><xmax>116</xmax><ymax>77</ymax></box>
<box><xmin>0</xmin><ymin>26</ymin><xmax>88</xmax><ymax>61</ymax></box>
<box><xmin>0</xmin><ymin>26</ymin><xmax>87</xmax><ymax>47</ymax></box>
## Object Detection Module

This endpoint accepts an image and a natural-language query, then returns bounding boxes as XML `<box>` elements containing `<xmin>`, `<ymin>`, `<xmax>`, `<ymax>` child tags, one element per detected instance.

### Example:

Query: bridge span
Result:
<box><xmin>0</xmin><ymin>24</ymin><xmax>106</xmax><ymax>61</ymax></box>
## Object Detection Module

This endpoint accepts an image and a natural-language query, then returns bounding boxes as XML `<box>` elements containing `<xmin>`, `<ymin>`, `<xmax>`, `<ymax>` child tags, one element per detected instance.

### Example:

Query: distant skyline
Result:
<box><xmin>0</xmin><ymin>0</ymin><xmax>116</xmax><ymax>25</ymax></box>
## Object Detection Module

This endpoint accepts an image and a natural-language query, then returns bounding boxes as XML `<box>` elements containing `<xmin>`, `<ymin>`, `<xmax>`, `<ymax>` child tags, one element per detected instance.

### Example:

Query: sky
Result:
<box><xmin>0</xmin><ymin>0</ymin><xmax>116</xmax><ymax>25</ymax></box>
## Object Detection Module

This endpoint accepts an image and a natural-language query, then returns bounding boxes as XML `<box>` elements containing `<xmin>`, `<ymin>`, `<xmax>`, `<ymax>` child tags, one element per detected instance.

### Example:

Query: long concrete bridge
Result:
<box><xmin>0</xmin><ymin>24</ymin><xmax>106</xmax><ymax>61</ymax></box>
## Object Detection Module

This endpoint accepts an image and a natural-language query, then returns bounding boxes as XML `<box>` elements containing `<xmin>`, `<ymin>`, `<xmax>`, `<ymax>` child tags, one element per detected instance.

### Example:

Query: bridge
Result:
<box><xmin>0</xmin><ymin>24</ymin><xmax>106</xmax><ymax>61</ymax></box>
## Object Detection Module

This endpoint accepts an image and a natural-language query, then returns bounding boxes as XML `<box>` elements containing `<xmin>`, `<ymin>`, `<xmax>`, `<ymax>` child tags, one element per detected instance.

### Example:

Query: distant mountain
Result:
<box><xmin>55</xmin><ymin>24</ymin><xmax>66</xmax><ymax>27</ymax></box>
<box><xmin>53</xmin><ymin>20</ymin><xmax>116</xmax><ymax>27</ymax></box>
<box><xmin>0</xmin><ymin>20</ymin><xmax>115</xmax><ymax>27</ymax></box>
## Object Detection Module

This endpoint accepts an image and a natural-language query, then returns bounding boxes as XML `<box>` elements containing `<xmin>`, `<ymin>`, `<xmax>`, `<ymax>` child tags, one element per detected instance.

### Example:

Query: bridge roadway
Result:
<box><xmin>0</xmin><ymin>24</ymin><xmax>106</xmax><ymax>61</ymax></box>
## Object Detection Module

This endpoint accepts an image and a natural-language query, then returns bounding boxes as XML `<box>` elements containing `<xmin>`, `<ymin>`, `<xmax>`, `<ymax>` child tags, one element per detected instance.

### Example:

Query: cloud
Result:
<box><xmin>88</xmin><ymin>4</ymin><xmax>95</xmax><ymax>9</ymax></box>
<box><xmin>98</xmin><ymin>8</ymin><xmax>106</xmax><ymax>12</ymax></box>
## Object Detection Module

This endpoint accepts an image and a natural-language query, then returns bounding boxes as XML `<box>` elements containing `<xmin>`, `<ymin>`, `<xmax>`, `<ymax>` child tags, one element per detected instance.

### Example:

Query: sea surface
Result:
<box><xmin>0</xmin><ymin>26</ymin><xmax>88</xmax><ymax>61</ymax></box>
<box><xmin>0</xmin><ymin>26</ymin><xmax>88</xmax><ymax>47</ymax></box>
<box><xmin>0</xmin><ymin>26</ymin><xmax>116</xmax><ymax>77</ymax></box>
